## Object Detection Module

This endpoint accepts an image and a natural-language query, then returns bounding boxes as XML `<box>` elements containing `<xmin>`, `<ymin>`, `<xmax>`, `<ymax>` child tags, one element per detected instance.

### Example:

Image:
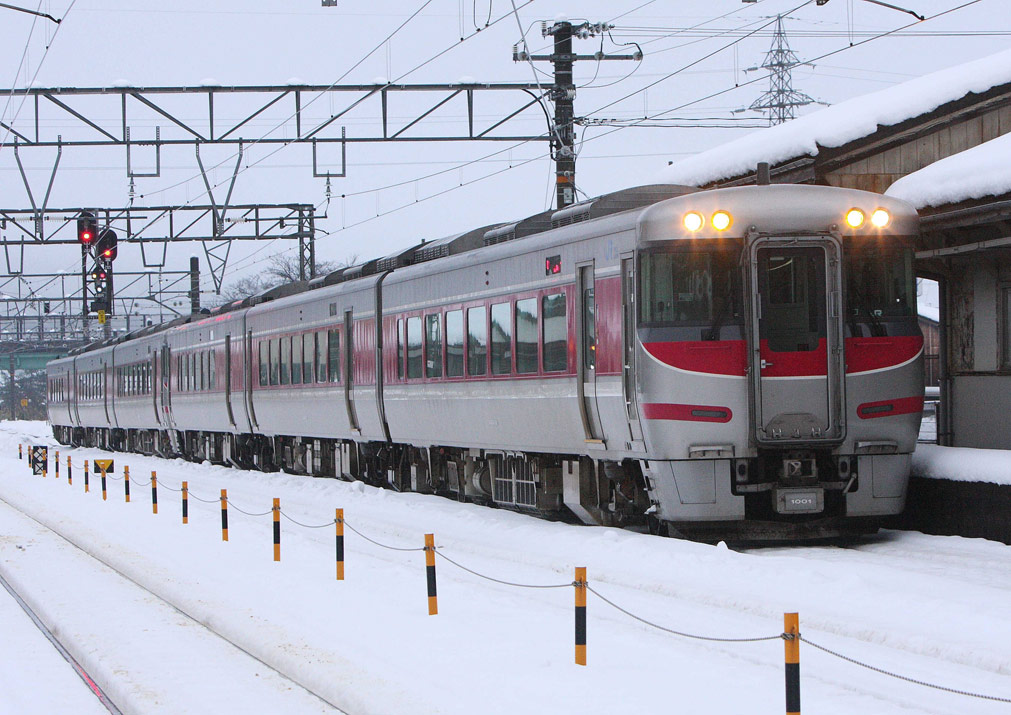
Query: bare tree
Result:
<box><xmin>216</xmin><ymin>253</ymin><xmax>342</xmax><ymax>304</ymax></box>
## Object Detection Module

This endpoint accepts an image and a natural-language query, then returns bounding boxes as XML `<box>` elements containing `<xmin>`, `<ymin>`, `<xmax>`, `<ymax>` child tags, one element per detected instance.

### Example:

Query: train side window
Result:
<box><xmin>259</xmin><ymin>341</ymin><xmax>268</xmax><ymax>386</ymax></box>
<box><xmin>327</xmin><ymin>329</ymin><xmax>341</xmax><ymax>383</ymax></box>
<box><xmin>445</xmin><ymin>310</ymin><xmax>464</xmax><ymax>378</ymax></box>
<box><xmin>542</xmin><ymin>293</ymin><xmax>567</xmax><ymax>372</ymax></box>
<box><xmin>583</xmin><ymin>287</ymin><xmax>596</xmax><ymax>371</ymax></box>
<box><xmin>303</xmin><ymin>333</ymin><xmax>314</xmax><ymax>384</ymax></box>
<box><xmin>397</xmin><ymin>318</ymin><xmax>404</xmax><ymax>380</ymax></box>
<box><xmin>406</xmin><ymin>317</ymin><xmax>422</xmax><ymax>379</ymax></box>
<box><xmin>201</xmin><ymin>351</ymin><xmax>208</xmax><ymax>391</ymax></box>
<box><xmin>280</xmin><ymin>337</ymin><xmax>291</xmax><ymax>385</ymax></box>
<box><xmin>425</xmin><ymin>314</ymin><xmax>443</xmax><ymax>378</ymax></box>
<box><xmin>316</xmin><ymin>332</ymin><xmax>327</xmax><ymax>382</ymax></box>
<box><xmin>467</xmin><ymin>306</ymin><xmax>487</xmax><ymax>376</ymax></box>
<box><xmin>491</xmin><ymin>302</ymin><xmax>512</xmax><ymax>375</ymax></box>
<box><xmin>292</xmin><ymin>335</ymin><xmax>303</xmax><ymax>385</ymax></box>
<box><xmin>209</xmin><ymin>349</ymin><xmax>216</xmax><ymax>390</ymax></box>
<box><xmin>270</xmin><ymin>339</ymin><xmax>280</xmax><ymax>386</ymax></box>
<box><xmin>515</xmin><ymin>298</ymin><xmax>538</xmax><ymax>374</ymax></box>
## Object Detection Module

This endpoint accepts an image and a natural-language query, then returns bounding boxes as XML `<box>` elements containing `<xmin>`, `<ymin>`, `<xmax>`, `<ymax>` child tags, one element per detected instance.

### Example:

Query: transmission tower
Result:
<box><xmin>748</xmin><ymin>15</ymin><xmax>816</xmax><ymax>125</ymax></box>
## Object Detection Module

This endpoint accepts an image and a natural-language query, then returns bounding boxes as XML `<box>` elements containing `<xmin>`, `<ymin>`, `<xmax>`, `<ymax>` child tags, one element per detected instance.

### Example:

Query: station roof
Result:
<box><xmin>886</xmin><ymin>132</ymin><xmax>1011</xmax><ymax>209</ymax></box>
<box><xmin>659</xmin><ymin>47</ymin><xmax>1011</xmax><ymax>188</ymax></box>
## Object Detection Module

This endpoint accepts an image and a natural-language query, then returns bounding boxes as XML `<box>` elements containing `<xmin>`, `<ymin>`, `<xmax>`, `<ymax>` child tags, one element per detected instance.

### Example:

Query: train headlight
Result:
<box><xmin>871</xmin><ymin>209</ymin><xmax>890</xmax><ymax>228</ymax></box>
<box><xmin>845</xmin><ymin>209</ymin><xmax>865</xmax><ymax>229</ymax></box>
<box><xmin>683</xmin><ymin>212</ymin><xmax>704</xmax><ymax>232</ymax></box>
<box><xmin>711</xmin><ymin>211</ymin><xmax>732</xmax><ymax>231</ymax></box>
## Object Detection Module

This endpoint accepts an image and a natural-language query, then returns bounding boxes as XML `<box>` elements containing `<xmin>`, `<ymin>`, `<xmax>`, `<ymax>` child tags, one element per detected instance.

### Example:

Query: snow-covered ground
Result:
<box><xmin>1</xmin><ymin>420</ymin><xmax>1010</xmax><ymax>714</ymax></box>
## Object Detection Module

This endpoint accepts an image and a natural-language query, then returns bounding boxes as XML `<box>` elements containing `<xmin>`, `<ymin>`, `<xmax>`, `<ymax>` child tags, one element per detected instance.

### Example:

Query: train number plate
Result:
<box><xmin>775</xmin><ymin>488</ymin><xmax>824</xmax><ymax>514</ymax></box>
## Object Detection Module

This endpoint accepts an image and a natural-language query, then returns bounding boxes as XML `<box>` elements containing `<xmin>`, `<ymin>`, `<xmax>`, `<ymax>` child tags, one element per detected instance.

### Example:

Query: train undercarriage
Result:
<box><xmin>52</xmin><ymin>424</ymin><xmax>887</xmax><ymax>542</ymax></box>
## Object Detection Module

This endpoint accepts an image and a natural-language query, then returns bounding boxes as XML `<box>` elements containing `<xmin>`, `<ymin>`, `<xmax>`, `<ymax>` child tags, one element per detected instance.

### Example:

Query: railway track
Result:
<box><xmin>0</xmin><ymin>493</ymin><xmax>345</xmax><ymax>714</ymax></box>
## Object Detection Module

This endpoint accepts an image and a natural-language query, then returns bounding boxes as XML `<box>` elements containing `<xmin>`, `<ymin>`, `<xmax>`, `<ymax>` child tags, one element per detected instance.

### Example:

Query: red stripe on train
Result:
<box><xmin>642</xmin><ymin>335</ymin><xmax>922</xmax><ymax>377</ymax></box>
<box><xmin>641</xmin><ymin>403</ymin><xmax>733</xmax><ymax>423</ymax></box>
<box><xmin>857</xmin><ymin>395</ymin><xmax>924</xmax><ymax>419</ymax></box>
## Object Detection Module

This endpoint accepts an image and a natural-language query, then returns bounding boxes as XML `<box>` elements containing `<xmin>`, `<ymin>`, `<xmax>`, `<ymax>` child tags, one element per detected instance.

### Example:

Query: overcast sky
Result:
<box><xmin>0</xmin><ymin>0</ymin><xmax>1005</xmax><ymax>315</ymax></box>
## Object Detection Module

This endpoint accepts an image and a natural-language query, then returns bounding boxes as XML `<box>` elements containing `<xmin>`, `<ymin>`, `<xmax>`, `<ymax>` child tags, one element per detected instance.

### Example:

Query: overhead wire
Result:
<box><xmin>237</xmin><ymin>0</ymin><xmax>984</xmax><ymax>271</ymax></box>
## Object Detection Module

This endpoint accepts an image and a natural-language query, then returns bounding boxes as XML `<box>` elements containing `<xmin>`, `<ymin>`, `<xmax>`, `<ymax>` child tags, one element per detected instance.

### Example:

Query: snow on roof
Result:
<box><xmin>661</xmin><ymin>47</ymin><xmax>1011</xmax><ymax>187</ymax></box>
<box><xmin>884</xmin><ymin>132</ymin><xmax>1011</xmax><ymax>208</ymax></box>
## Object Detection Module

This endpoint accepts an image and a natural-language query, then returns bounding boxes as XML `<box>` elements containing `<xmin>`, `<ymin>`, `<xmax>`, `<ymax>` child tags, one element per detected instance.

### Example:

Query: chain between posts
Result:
<box><xmin>800</xmin><ymin>636</ymin><xmax>1011</xmax><ymax>703</ymax></box>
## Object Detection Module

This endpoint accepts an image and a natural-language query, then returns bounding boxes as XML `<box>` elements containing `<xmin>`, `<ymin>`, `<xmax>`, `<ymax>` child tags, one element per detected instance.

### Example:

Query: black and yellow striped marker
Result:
<box><xmin>100</xmin><ymin>466</ymin><xmax>107</xmax><ymax>501</ymax></box>
<box><xmin>424</xmin><ymin>533</ymin><xmax>438</xmax><ymax>615</ymax></box>
<box><xmin>55</xmin><ymin>451</ymin><xmax>60</xmax><ymax>479</ymax></box>
<box><xmin>67</xmin><ymin>455</ymin><xmax>72</xmax><ymax>486</ymax></box>
<box><xmin>124</xmin><ymin>466</ymin><xmax>131</xmax><ymax>503</ymax></box>
<box><xmin>84</xmin><ymin>459</ymin><xmax>89</xmax><ymax>493</ymax></box>
<box><xmin>220</xmin><ymin>489</ymin><xmax>229</xmax><ymax>541</ymax></box>
<box><xmin>335</xmin><ymin>509</ymin><xmax>344</xmax><ymax>581</ymax></box>
<box><xmin>575</xmin><ymin>567</ymin><xmax>587</xmax><ymax>666</ymax></box>
<box><xmin>27</xmin><ymin>446</ymin><xmax>32</xmax><ymax>471</ymax></box>
<box><xmin>18</xmin><ymin>443</ymin><xmax>22</xmax><ymax>460</ymax></box>
<box><xmin>785</xmin><ymin>612</ymin><xmax>800</xmax><ymax>715</ymax></box>
<box><xmin>272</xmin><ymin>498</ymin><xmax>281</xmax><ymax>562</ymax></box>
<box><xmin>151</xmin><ymin>472</ymin><xmax>158</xmax><ymax>514</ymax></box>
<box><xmin>182</xmin><ymin>481</ymin><xmax>189</xmax><ymax>524</ymax></box>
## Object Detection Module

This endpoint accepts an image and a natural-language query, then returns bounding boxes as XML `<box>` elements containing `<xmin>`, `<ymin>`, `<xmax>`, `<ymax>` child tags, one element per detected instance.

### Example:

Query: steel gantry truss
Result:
<box><xmin>0</xmin><ymin>82</ymin><xmax>550</xmax><ymax>174</ymax></box>
<box><xmin>0</xmin><ymin>81</ymin><xmax>555</xmax><ymax>351</ymax></box>
<box><xmin>0</xmin><ymin>203</ymin><xmax>319</xmax><ymax>292</ymax></box>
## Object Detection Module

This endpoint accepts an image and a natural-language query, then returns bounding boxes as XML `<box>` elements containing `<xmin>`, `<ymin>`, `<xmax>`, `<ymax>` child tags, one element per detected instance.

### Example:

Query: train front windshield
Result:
<box><xmin>638</xmin><ymin>242</ymin><xmax>744</xmax><ymax>340</ymax></box>
<box><xmin>844</xmin><ymin>242</ymin><xmax>916</xmax><ymax>335</ymax></box>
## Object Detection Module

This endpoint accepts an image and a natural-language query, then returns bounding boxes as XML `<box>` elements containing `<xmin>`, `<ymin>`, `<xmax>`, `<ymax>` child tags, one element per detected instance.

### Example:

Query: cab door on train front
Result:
<box><xmin>749</xmin><ymin>238</ymin><xmax>845</xmax><ymax>444</ymax></box>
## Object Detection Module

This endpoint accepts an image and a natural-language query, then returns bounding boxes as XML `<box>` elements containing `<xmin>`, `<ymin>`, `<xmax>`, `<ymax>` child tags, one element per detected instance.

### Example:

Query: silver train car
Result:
<box><xmin>47</xmin><ymin>183</ymin><xmax>924</xmax><ymax>539</ymax></box>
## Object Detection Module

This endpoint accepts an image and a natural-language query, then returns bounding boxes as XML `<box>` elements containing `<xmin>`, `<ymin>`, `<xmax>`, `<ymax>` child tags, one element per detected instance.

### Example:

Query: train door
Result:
<box><xmin>576</xmin><ymin>263</ymin><xmax>604</xmax><ymax>443</ymax></box>
<box><xmin>152</xmin><ymin>353</ymin><xmax>160</xmax><ymax>425</ymax></box>
<box><xmin>344</xmin><ymin>310</ymin><xmax>359</xmax><ymax>432</ymax></box>
<box><xmin>160</xmin><ymin>345</ymin><xmax>175</xmax><ymax>432</ymax></box>
<box><xmin>621</xmin><ymin>255</ymin><xmax>643</xmax><ymax>447</ymax></box>
<box><xmin>65</xmin><ymin>369</ymin><xmax>73</xmax><ymax>423</ymax></box>
<box><xmin>749</xmin><ymin>238</ymin><xmax>845</xmax><ymax>443</ymax></box>
<box><xmin>245</xmin><ymin>330</ymin><xmax>259</xmax><ymax>429</ymax></box>
<box><xmin>103</xmin><ymin>361</ymin><xmax>111</xmax><ymax>425</ymax></box>
<box><xmin>224</xmin><ymin>334</ymin><xmax>236</xmax><ymax>427</ymax></box>
<box><xmin>72</xmin><ymin>360</ymin><xmax>80</xmax><ymax>424</ymax></box>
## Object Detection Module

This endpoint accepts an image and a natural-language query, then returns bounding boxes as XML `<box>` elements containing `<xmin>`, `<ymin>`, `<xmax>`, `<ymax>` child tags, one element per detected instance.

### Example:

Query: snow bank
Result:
<box><xmin>661</xmin><ymin>47</ymin><xmax>1011</xmax><ymax>187</ymax></box>
<box><xmin>885</xmin><ymin>132</ymin><xmax>1011</xmax><ymax>208</ymax></box>
<box><xmin>912</xmin><ymin>444</ymin><xmax>1011</xmax><ymax>485</ymax></box>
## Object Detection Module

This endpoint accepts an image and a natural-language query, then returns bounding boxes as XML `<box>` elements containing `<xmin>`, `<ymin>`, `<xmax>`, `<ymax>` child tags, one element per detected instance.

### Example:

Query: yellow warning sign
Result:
<box><xmin>98</xmin><ymin>310</ymin><xmax>107</xmax><ymax>324</ymax></box>
<box><xmin>94</xmin><ymin>459</ymin><xmax>114</xmax><ymax>473</ymax></box>
<box><xmin>20</xmin><ymin>398</ymin><xmax>27</xmax><ymax>407</ymax></box>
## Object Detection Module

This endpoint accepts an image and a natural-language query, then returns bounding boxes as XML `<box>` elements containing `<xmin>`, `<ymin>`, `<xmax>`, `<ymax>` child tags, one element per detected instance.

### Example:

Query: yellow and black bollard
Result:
<box><xmin>575</xmin><ymin>567</ymin><xmax>587</xmax><ymax>666</ymax></box>
<box><xmin>272</xmin><ymin>498</ymin><xmax>281</xmax><ymax>562</ymax></box>
<box><xmin>55</xmin><ymin>451</ymin><xmax>60</xmax><ymax>479</ymax></box>
<box><xmin>18</xmin><ymin>443</ymin><xmax>22</xmax><ymax>460</ymax></box>
<box><xmin>182</xmin><ymin>481</ymin><xmax>189</xmax><ymax>524</ymax></box>
<box><xmin>67</xmin><ymin>455</ymin><xmax>72</xmax><ymax>486</ymax></box>
<box><xmin>151</xmin><ymin>472</ymin><xmax>158</xmax><ymax>514</ymax></box>
<box><xmin>220</xmin><ymin>489</ymin><xmax>228</xmax><ymax>541</ymax></box>
<box><xmin>424</xmin><ymin>533</ymin><xmax>438</xmax><ymax>616</ymax></box>
<box><xmin>335</xmin><ymin>509</ymin><xmax>345</xmax><ymax>581</ymax></box>
<box><xmin>100</xmin><ymin>465</ymin><xmax>107</xmax><ymax>501</ymax></box>
<box><xmin>124</xmin><ymin>466</ymin><xmax>131</xmax><ymax>503</ymax></box>
<box><xmin>784</xmin><ymin>612</ymin><xmax>800</xmax><ymax>715</ymax></box>
<box><xmin>84</xmin><ymin>459</ymin><xmax>89</xmax><ymax>493</ymax></box>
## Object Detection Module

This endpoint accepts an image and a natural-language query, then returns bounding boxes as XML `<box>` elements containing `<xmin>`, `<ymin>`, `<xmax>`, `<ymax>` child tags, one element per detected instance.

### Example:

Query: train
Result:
<box><xmin>47</xmin><ymin>180</ymin><xmax>924</xmax><ymax>540</ymax></box>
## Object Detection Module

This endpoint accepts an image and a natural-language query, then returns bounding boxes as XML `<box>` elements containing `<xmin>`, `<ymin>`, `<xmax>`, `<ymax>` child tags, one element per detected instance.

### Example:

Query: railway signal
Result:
<box><xmin>96</xmin><ymin>228</ymin><xmax>118</xmax><ymax>261</ymax></box>
<box><xmin>77</xmin><ymin>211</ymin><xmax>98</xmax><ymax>250</ymax></box>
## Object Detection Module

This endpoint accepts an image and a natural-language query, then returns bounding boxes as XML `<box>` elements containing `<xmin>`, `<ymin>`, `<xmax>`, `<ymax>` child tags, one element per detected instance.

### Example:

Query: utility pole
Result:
<box><xmin>514</xmin><ymin>20</ymin><xmax>641</xmax><ymax>209</ymax></box>
<box><xmin>189</xmin><ymin>257</ymin><xmax>201</xmax><ymax>314</ymax></box>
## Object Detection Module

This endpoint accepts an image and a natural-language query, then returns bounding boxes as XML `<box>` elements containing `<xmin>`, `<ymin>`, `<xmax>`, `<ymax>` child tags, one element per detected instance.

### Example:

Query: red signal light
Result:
<box><xmin>82</xmin><ymin>231</ymin><xmax>93</xmax><ymax>243</ymax></box>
